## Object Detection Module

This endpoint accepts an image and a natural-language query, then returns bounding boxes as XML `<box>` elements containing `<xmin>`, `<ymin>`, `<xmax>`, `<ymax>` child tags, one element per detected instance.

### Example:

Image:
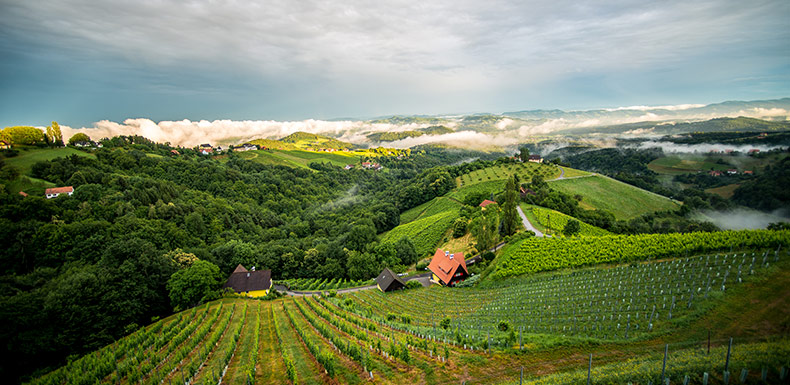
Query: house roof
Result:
<box><xmin>376</xmin><ymin>267</ymin><xmax>406</xmax><ymax>292</ymax></box>
<box><xmin>233</xmin><ymin>264</ymin><xmax>248</xmax><ymax>273</ymax></box>
<box><xmin>529</xmin><ymin>154</ymin><xmax>542</xmax><ymax>159</ymax></box>
<box><xmin>428</xmin><ymin>249</ymin><xmax>467</xmax><ymax>285</ymax></box>
<box><xmin>479</xmin><ymin>199</ymin><xmax>497</xmax><ymax>208</ymax></box>
<box><xmin>18</xmin><ymin>191</ymin><xmax>28</xmax><ymax>197</ymax></box>
<box><xmin>223</xmin><ymin>269</ymin><xmax>272</xmax><ymax>293</ymax></box>
<box><xmin>45</xmin><ymin>186</ymin><xmax>74</xmax><ymax>195</ymax></box>
<box><xmin>0</xmin><ymin>140</ymin><xmax>10</xmax><ymax>145</ymax></box>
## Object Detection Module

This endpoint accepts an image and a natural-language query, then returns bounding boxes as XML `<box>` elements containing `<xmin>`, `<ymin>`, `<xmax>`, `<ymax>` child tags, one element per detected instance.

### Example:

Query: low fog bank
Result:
<box><xmin>695</xmin><ymin>208</ymin><xmax>789</xmax><ymax>230</ymax></box>
<box><xmin>630</xmin><ymin>141</ymin><xmax>787</xmax><ymax>154</ymax></box>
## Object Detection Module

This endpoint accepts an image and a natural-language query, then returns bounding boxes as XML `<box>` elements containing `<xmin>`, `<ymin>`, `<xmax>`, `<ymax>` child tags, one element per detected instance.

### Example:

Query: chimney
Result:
<box><xmin>252</xmin><ymin>266</ymin><xmax>255</xmax><ymax>271</ymax></box>
<box><xmin>445</xmin><ymin>251</ymin><xmax>449</xmax><ymax>257</ymax></box>
<box><xmin>450</xmin><ymin>254</ymin><xmax>454</xmax><ymax>260</ymax></box>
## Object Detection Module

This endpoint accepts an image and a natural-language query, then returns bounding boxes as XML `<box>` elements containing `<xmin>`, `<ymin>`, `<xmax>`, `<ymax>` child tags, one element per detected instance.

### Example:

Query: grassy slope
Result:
<box><xmin>549</xmin><ymin>175</ymin><xmax>680</xmax><ymax>220</ymax></box>
<box><xmin>4</xmin><ymin>147</ymin><xmax>95</xmax><ymax>175</ymax></box>
<box><xmin>705</xmin><ymin>183</ymin><xmax>740</xmax><ymax>199</ymax></box>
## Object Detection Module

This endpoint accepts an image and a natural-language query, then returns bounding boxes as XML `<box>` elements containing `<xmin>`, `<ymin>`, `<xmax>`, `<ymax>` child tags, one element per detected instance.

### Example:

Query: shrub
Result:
<box><xmin>405</xmin><ymin>280</ymin><xmax>422</xmax><ymax>289</ymax></box>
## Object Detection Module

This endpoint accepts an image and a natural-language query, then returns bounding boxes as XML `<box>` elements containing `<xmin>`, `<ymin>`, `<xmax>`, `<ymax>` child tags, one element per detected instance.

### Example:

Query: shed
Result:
<box><xmin>376</xmin><ymin>267</ymin><xmax>406</xmax><ymax>292</ymax></box>
<box><xmin>223</xmin><ymin>265</ymin><xmax>272</xmax><ymax>297</ymax></box>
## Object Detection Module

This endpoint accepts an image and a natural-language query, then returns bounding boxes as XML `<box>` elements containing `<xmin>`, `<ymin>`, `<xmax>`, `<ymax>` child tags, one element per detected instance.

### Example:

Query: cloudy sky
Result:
<box><xmin>1</xmin><ymin>0</ymin><xmax>788</xmax><ymax>128</ymax></box>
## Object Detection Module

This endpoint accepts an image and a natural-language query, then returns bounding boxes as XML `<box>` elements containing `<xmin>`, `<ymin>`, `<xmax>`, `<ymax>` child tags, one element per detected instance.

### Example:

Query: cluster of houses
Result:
<box><xmin>306</xmin><ymin>147</ymin><xmax>347</xmax><ymax>152</ymax></box>
<box><xmin>71</xmin><ymin>141</ymin><xmax>103</xmax><ymax>148</ymax></box>
<box><xmin>708</xmin><ymin>169</ymin><xmax>754</xmax><ymax>177</ymax></box>
<box><xmin>376</xmin><ymin>248</ymin><xmax>470</xmax><ymax>292</ymax></box>
<box><xmin>344</xmin><ymin>162</ymin><xmax>384</xmax><ymax>171</ymax></box>
<box><xmin>233</xmin><ymin>143</ymin><xmax>260</xmax><ymax>152</ymax></box>
<box><xmin>222</xmin><ymin>247</ymin><xmax>472</xmax><ymax>298</ymax></box>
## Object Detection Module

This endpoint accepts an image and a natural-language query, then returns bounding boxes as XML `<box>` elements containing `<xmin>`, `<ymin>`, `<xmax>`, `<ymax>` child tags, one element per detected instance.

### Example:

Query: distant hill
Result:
<box><xmin>420</xmin><ymin>125</ymin><xmax>454</xmax><ymax>135</ymax></box>
<box><xmin>367</xmin><ymin>131</ymin><xmax>424</xmax><ymax>142</ymax></box>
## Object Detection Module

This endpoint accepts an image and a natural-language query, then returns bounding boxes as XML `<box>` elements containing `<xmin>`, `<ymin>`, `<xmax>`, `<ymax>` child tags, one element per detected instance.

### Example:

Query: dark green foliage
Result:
<box><xmin>440</xmin><ymin>318</ymin><xmax>451</xmax><ymax>330</ymax></box>
<box><xmin>405</xmin><ymin>280</ymin><xmax>422</xmax><ymax>289</ymax></box>
<box><xmin>501</xmin><ymin>176</ymin><xmax>519</xmax><ymax>236</ymax></box>
<box><xmin>166</xmin><ymin>260</ymin><xmax>222</xmax><ymax>311</ymax></box>
<box><xmin>452</xmin><ymin>217</ymin><xmax>467</xmax><ymax>237</ymax></box>
<box><xmin>564</xmin><ymin>219</ymin><xmax>581</xmax><ymax>236</ymax></box>
<box><xmin>732</xmin><ymin>156</ymin><xmax>790</xmax><ymax>211</ymax></box>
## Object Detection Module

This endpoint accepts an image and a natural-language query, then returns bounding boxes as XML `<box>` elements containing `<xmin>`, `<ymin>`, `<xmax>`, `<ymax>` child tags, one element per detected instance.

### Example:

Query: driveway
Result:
<box><xmin>517</xmin><ymin>205</ymin><xmax>544</xmax><ymax>237</ymax></box>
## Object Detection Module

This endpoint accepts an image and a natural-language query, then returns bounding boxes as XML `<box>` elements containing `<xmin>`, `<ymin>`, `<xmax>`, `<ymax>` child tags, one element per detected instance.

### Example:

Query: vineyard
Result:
<box><xmin>399</xmin><ymin>196</ymin><xmax>463</xmax><ymax>224</ymax></box>
<box><xmin>30</xmin><ymin>245</ymin><xmax>790</xmax><ymax>385</ymax></box>
<box><xmin>494</xmin><ymin>229</ymin><xmax>790</xmax><ymax>278</ymax></box>
<box><xmin>276</xmin><ymin>277</ymin><xmax>375</xmax><ymax>292</ymax></box>
<box><xmin>381</xmin><ymin>211</ymin><xmax>458</xmax><ymax>256</ymax></box>
<box><xmin>457</xmin><ymin>163</ymin><xmax>561</xmax><ymax>188</ymax></box>
<box><xmin>528</xmin><ymin>205</ymin><xmax>611</xmax><ymax>236</ymax></box>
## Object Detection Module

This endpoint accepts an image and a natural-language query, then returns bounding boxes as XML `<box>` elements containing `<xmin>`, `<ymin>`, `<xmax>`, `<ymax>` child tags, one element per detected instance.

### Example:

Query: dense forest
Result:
<box><xmin>0</xmin><ymin>136</ymin><xmax>499</xmax><ymax>381</ymax></box>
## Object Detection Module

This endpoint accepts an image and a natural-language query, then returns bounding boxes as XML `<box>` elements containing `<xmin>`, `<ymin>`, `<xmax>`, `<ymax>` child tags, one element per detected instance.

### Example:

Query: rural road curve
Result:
<box><xmin>517</xmin><ymin>205</ymin><xmax>544</xmax><ymax>237</ymax></box>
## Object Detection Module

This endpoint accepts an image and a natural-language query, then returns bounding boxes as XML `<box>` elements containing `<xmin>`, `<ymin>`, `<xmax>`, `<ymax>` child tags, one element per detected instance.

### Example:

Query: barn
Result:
<box><xmin>223</xmin><ymin>264</ymin><xmax>272</xmax><ymax>297</ymax></box>
<box><xmin>376</xmin><ymin>267</ymin><xmax>406</xmax><ymax>292</ymax></box>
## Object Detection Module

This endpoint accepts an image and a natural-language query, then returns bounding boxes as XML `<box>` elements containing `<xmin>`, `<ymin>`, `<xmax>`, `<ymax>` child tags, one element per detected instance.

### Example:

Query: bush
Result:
<box><xmin>440</xmin><ymin>318</ymin><xmax>451</xmax><ymax>330</ymax></box>
<box><xmin>405</xmin><ymin>280</ymin><xmax>422</xmax><ymax>289</ymax></box>
<box><xmin>387</xmin><ymin>313</ymin><xmax>398</xmax><ymax>321</ymax></box>
<box><xmin>416</xmin><ymin>261</ymin><xmax>429</xmax><ymax>271</ymax></box>
<box><xmin>498</xmin><ymin>321</ymin><xmax>510</xmax><ymax>332</ymax></box>
<box><xmin>327</xmin><ymin>290</ymin><xmax>337</xmax><ymax>297</ymax></box>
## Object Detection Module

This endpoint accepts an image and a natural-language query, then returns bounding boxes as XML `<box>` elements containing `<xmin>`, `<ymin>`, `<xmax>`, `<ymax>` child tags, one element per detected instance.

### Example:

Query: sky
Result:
<box><xmin>1</xmin><ymin>0</ymin><xmax>789</xmax><ymax>128</ymax></box>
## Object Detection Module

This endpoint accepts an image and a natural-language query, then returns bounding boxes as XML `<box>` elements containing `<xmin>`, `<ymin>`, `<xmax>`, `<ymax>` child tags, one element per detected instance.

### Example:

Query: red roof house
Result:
<box><xmin>428</xmin><ymin>249</ymin><xmax>469</xmax><ymax>286</ymax></box>
<box><xmin>479</xmin><ymin>199</ymin><xmax>497</xmax><ymax>209</ymax></box>
<box><xmin>45</xmin><ymin>186</ymin><xmax>74</xmax><ymax>199</ymax></box>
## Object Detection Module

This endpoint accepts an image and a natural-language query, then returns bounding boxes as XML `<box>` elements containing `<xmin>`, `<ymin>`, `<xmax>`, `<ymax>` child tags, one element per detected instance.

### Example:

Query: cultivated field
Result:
<box><xmin>457</xmin><ymin>162</ymin><xmax>561</xmax><ymax>188</ymax></box>
<box><xmin>32</xmin><ymin>240</ymin><xmax>790</xmax><ymax>385</ymax></box>
<box><xmin>234</xmin><ymin>149</ymin><xmax>362</xmax><ymax>169</ymax></box>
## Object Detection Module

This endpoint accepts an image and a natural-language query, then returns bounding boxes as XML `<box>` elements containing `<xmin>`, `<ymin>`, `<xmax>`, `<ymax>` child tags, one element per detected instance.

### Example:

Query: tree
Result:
<box><xmin>470</xmin><ymin>208</ymin><xmax>499</xmax><ymax>251</ymax></box>
<box><xmin>501</xmin><ymin>176</ymin><xmax>519</xmax><ymax>236</ymax></box>
<box><xmin>564</xmin><ymin>219</ymin><xmax>581</xmax><ymax>236</ymax></box>
<box><xmin>164</xmin><ymin>248</ymin><xmax>199</xmax><ymax>269</ymax></box>
<box><xmin>167</xmin><ymin>260</ymin><xmax>223</xmax><ymax>311</ymax></box>
<box><xmin>394</xmin><ymin>237</ymin><xmax>418</xmax><ymax>266</ymax></box>
<box><xmin>452</xmin><ymin>217</ymin><xmax>467</xmax><ymax>238</ymax></box>
<box><xmin>46</xmin><ymin>122</ymin><xmax>64</xmax><ymax>147</ymax></box>
<box><xmin>68</xmin><ymin>132</ymin><xmax>91</xmax><ymax>145</ymax></box>
<box><xmin>518</xmin><ymin>146</ymin><xmax>530</xmax><ymax>163</ymax></box>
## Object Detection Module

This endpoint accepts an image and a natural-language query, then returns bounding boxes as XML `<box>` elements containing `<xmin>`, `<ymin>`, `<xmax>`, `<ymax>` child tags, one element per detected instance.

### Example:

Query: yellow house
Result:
<box><xmin>223</xmin><ymin>264</ymin><xmax>272</xmax><ymax>297</ymax></box>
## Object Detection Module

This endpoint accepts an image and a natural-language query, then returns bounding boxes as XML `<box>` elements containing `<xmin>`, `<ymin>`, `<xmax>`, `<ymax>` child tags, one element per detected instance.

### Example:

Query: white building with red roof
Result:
<box><xmin>45</xmin><ymin>186</ymin><xmax>74</xmax><ymax>199</ymax></box>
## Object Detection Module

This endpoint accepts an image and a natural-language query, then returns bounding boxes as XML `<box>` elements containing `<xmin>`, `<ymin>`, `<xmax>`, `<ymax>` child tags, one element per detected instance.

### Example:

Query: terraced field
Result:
<box><xmin>32</xmin><ymin>244</ymin><xmax>790</xmax><ymax>385</ymax></box>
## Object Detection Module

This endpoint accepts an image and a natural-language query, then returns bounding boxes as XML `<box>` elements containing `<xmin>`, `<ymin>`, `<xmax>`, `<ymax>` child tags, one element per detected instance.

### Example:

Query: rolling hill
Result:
<box><xmin>548</xmin><ymin>174</ymin><xmax>680</xmax><ymax>220</ymax></box>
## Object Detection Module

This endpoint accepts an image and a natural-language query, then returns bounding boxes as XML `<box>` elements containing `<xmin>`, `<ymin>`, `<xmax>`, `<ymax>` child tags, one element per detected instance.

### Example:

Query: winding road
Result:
<box><xmin>516</xmin><ymin>205</ymin><xmax>544</xmax><ymax>237</ymax></box>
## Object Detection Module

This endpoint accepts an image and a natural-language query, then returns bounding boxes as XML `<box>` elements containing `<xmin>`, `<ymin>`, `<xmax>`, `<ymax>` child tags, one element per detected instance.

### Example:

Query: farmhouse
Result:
<box><xmin>479</xmin><ymin>199</ymin><xmax>497</xmax><ymax>209</ymax></box>
<box><xmin>361</xmin><ymin>162</ymin><xmax>383</xmax><ymax>170</ymax></box>
<box><xmin>528</xmin><ymin>154</ymin><xmax>543</xmax><ymax>163</ymax></box>
<box><xmin>428</xmin><ymin>249</ymin><xmax>469</xmax><ymax>286</ymax></box>
<box><xmin>234</xmin><ymin>143</ymin><xmax>259</xmax><ymax>152</ymax></box>
<box><xmin>376</xmin><ymin>267</ymin><xmax>405</xmax><ymax>292</ymax></box>
<box><xmin>223</xmin><ymin>264</ymin><xmax>272</xmax><ymax>297</ymax></box>
<box><xmin>0</xmin><ymin>140</ymin><xmax>11</xmax><ymax>149</ymax></box>
<box><xmin>727</xmin><ymin>169</ymin><xmax>738</xmax><ymax>175</ymax></box>
<box><xmin>45</xmin><ymin>186</ymin><xmax>74</xmax><ymax>199</ymax></box>
<box><xmin>709</xmin><ymin>170</ymin><xmax>722</xmax><ymax>177</ymax></box>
